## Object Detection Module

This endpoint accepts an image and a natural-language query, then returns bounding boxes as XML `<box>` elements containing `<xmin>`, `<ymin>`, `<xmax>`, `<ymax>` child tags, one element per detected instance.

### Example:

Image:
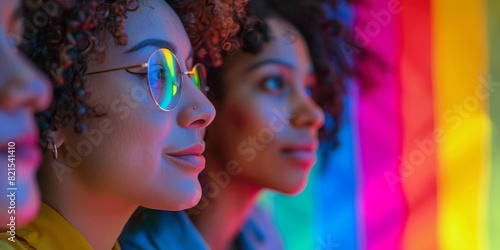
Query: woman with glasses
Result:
<box><xmin>0</xmin><ymin>0</ymin><xmax>248</xmax><ymax>249</ymax></box>
<box><xmin>0</xmin><ymin>0</ymin><xmax>52</xmax><ymax>231</ymax></box>
<box><xmin>120</xmin><ymin>0</ymin><xmax>350</xmax><ymax>249</ymax></box>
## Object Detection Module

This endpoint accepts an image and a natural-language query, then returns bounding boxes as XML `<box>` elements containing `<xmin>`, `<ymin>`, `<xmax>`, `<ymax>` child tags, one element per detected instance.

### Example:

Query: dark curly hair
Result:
<box><xmin>168</xmin><ymin>0</ymin><xmax>253</xmax><ymax>67</ymax></box>
<box><xmin>206</xmin><ymin>0</ymin><xmax>352</xmax><ymax>149</ymax></box>
<box><xmin>21</xmin><ymin>0</ymin><xmax>250</xmax><ymax>148</ymax></box>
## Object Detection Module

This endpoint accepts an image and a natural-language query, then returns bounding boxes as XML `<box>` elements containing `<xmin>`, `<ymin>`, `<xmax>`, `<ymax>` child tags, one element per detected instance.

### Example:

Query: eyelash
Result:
<box><xmin>126</xmin><ymin>69</ymin><xmax>148</xmax><ymax>79</ymax></box>
<box><xmin>126</xmin><ymin>68</ymin><xmax>171</xmax><ymax>90</ymax></box>
<box><xmin>260</xmin><ymin>75</ymin><xmax>286</xmax><ymax>95</ymax></box>
<box><xmin>259</xmin><ymin>75</ymin><xmax>318</xmax><ymax>99</ymax></box>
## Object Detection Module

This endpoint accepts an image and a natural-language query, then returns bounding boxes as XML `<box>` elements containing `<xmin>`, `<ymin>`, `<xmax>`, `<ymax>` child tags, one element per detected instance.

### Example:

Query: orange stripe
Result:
<box><xmin>432</xmin><ymin>0</ymin><xmax>489</xmax><ymax>248</ymax></box>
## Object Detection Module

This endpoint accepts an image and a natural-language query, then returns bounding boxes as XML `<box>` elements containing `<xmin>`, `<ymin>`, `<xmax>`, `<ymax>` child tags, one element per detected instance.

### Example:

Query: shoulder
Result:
<box><xmin>239</xmin><ymin>206</ymin><xmax>284</xmax><ymax>250</ymax></box>
<box><xmin>0</xmin><ymin>233</ymin><xmax>33</xmax><ymax>250</ymax></box>
<box><xmin>119</xmin><ymin>210</ymin><xmax>208</xmax><ymax>250</ymax></box>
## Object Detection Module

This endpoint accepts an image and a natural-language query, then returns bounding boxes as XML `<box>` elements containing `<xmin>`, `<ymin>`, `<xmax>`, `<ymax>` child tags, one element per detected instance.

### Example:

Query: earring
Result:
<box><xmin>52</xmin><ymin>141</ymin><xmax>58</xmax><ymax>160</ymax></box>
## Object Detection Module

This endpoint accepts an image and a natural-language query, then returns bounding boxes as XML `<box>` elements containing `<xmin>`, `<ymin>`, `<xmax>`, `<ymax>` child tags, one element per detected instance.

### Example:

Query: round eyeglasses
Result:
<box><xmin>87</xmin><ymin>48</ymin><xmax>209</xmax><ymax>111</ymax></box>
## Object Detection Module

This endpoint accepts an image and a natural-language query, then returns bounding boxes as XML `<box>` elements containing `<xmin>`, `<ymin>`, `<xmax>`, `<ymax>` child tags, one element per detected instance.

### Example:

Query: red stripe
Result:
<box><xmin>400</xmin><ymin>0</ymin><xmax>438</xmax><ymax>249</ymax></box>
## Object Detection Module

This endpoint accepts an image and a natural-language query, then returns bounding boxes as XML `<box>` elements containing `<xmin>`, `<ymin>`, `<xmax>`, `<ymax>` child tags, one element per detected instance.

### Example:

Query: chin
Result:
<box><xmin>16</xmin><ymin>175</ymin><xmax>41</xmax><ymax>226</ymax></box>
<box><xmin>3</xmin><ymin>178</ymin><xmax>41</xmax><ymax>229</ymax></box>
<box><xmin>177</xmin><ymin>191</ymin><xmax>202</xmax><ymax>210</ymax></box>
<box><xmin>269</xmin><ymin>167</ymin><xmax>311</xmax><ymax>195</ymax></box>
<box><xmin>271</xmin><ymin>176</ymin><xmax>309</xmax><ymax>195</ymax></box>
<box><xmin>15</xmin><ymin>197</ymin><xmax>41</xmax><ymax>228</ymax></box>
<box><xmin>278</xmin><ymin>184</ymin><xmax>307</xmax><ymax>195</ymax></box>
<box><xmin>167</xmin><ymin>182</ymin><xmax>203</xmax><ymax>211</ymax></box>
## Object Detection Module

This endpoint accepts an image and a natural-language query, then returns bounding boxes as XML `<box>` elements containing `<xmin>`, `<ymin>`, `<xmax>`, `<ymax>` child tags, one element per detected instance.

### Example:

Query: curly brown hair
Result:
<box><xmin>21</xmin><ymin>0</ymin><xmax>250</xmax><ymax>148</ymax></box>
<box><xmin>206</xmin><ymin>0</ymin><xmax>352</xmax><ymax>149</ymax></box>
<box><xmin>168</xmin><ymin>0</ymin><xmax>253</xmax><ymax>67</ymax></box>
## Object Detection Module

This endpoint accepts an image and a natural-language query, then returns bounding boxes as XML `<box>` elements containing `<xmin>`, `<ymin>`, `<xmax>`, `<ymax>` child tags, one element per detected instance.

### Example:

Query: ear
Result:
<box><xmin>43</xmin><ymin>129</ymin><xmax>65</xmax><ymax>151</ymax></box>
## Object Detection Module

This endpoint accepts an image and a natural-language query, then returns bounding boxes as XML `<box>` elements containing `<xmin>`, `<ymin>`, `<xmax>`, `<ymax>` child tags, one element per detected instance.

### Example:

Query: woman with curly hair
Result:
<box><xmin>0</xmin><ymin>0</ymin><xmax>248</xmax><ymax>249</ymax></box>
<box><xmin>119</xmin><ymin>0</ymin><xmax>350</xmax><ymax>249</ymax></box>
<box><xmin>0</xmin><ymin>0</ymin><xmax>51</xmax><ymax>231</ymax></box>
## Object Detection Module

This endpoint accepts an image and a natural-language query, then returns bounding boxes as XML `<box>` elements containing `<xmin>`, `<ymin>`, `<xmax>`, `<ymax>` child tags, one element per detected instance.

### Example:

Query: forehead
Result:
<box><xmin>110</xmin><ymin>0</ymin><xmax>191</xmax><ymax>60</ymax></box>
<box><xmin>255</xmin><ymin>18</ymin><xmax>312</xmax><ymax>70</ymax></box>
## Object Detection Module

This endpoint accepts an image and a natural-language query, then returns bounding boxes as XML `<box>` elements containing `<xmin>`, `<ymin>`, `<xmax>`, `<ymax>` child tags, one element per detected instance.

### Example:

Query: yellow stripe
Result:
<box><xmin>432</xmin><ymin>0</ymin><xmax>490</xmax><ymax>249</ymax></box>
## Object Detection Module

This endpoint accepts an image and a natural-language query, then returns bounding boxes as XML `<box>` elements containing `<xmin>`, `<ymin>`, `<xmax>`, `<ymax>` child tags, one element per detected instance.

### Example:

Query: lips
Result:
<box><xmin>167</xmin><ymin>144</ymin><xmax>206</xmax><ymax>172</ymax></box>
<box><xmin>0</xmin><ymin>131</ymin><xmax>41</xmax><ymax>169</ymax></box>
<box><xmin>281</xmin><ymin>143</ymin><xmax>317</xmax><ymax>169</ymax></box>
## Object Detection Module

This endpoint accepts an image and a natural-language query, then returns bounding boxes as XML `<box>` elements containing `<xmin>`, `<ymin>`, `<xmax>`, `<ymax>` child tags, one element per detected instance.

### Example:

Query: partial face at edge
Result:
<box><xmin>205</xmin><ymin>18</ymin><xmax>325</xmax><ymax>195</ymax></box>
<box><xmin>0</xmin><ymin>0</ymin><xmax>52</xmax><ymax>228</ymax></box>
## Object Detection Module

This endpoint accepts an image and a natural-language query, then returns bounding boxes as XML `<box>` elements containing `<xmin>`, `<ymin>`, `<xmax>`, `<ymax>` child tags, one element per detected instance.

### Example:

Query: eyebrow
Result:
<box><xmin>125</xmin><ymin>39</ymin><xmax>177</xmax><ymax>54</ymax></box>
<box><xmin>244</xmin><ymin>58</ymin><xmax>316</xmax><ymax>75</ymax></box>
<box><xmin>244</xmin><ymin>59</ymin><xmax>295</xmax><ymax>73</ymax></box>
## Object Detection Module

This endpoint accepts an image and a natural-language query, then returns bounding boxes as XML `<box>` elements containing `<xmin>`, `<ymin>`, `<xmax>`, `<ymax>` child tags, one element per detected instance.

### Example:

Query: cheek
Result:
<box><xmin>223</xmin><ymin>98</ymin><xmax>275</xmax><ymax>133</ymax></box>
<box><xmin>62</xmin><ymin>82</ymin><xmax>171</xmax><ymax>169</ymax></box>
<box><xmin>60</xmin><ymin>113</ymin><xmax>170</xmax><ymax>192</ymax></box>
<box><xmin>86</xmin><ymin>76</ymin><xmax>169</xmax><ymax>145</ymax></box>
<box><xmin>224</xmin><ymin>104</ymin><xmax>249</xmax><ymax>129</ymax></box>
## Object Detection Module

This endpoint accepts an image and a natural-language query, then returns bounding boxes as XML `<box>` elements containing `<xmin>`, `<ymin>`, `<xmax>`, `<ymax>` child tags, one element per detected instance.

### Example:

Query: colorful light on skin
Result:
<box><xmin>35</xmin><ymin>0</ymin><xmax>215</xmax><ymax>249</ymax></box>
<box><xmin>191</xmin><ymin>17</ymin><xmax>325</xmax><ymax>250</ymax></box>
<box><xmin>0</xmin><ymin>0</ymin><xmax>52</xmax><ymax>231</ymax></box>
<box><xmin>206</xmin><ymin>17</ymin><xmax>324</xmax><ymax>196</ymax></box>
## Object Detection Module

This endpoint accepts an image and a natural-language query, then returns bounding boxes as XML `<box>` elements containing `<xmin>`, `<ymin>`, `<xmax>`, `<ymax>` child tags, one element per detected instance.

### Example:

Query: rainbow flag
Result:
<box><xmin>260</xmin><ymin>0</ymin><xmax>499</xmax><ymax>249</ymax></box>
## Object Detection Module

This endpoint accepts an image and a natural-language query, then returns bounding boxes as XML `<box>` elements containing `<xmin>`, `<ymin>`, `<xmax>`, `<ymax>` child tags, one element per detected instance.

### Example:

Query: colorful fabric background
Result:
<box><xmin>260</xmin><ymin>0</ymin><xmax>499</xmax><ymax>249</ymax></box>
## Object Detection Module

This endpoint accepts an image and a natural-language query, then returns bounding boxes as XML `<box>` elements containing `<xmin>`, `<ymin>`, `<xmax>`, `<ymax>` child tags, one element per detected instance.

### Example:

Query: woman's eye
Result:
<box><xmin>305</xmin><ymin>86</ymin><xmax>313</xmax><ymax>97</ymax></box>
<box><xmin>150</xmin><ymin>68</ymin><xmax>165</xmax><ymax>81</ymax></box>
<box><xmin>149</xmin><ymin>67</ymin><xmax>168</xmax><ymax>88</ymax></box>
<box><xmin>304</xmin><ymin>75</ymin><xmax>317</xmax><ymax>97</ymax></box>
<box><xmin>260</xmin><ymin>75</ymin><xmax>285</xmax><ymax>95</ymax></box>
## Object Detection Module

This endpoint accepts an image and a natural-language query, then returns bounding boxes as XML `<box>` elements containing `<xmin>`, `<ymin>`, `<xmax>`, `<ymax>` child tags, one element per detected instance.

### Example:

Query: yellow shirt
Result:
<box><xmin>0</xmin><ymin>203</ymin><xmax>121</xmax><ymax>250</ymax></box>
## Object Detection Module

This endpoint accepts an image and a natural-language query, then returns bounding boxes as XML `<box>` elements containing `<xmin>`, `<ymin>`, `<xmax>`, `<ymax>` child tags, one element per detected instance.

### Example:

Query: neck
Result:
<box><xmin>189</xmin><ymin>165</ymin><xmax>261</xmax><ymax>250</ymax></box>
<box><xmin>39</xmin><ymin>156</ymin><xmax>136</xmax><ymax>250</ymax></box>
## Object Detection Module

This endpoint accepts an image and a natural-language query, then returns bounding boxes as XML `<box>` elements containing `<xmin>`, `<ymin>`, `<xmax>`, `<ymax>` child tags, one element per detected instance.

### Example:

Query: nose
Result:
<box><xmin>289</xmin><ymin>90</ymin><xmax>325</xmax><ymax>130</ymax></box>
<box><xmin>176</xmin><ymin>75</ymin><xmax>216</xmax><ymax>129</ymax></box>
<box><xmin>0</xmin><ymin>44</ymin><xmax>52</xmax><ymax>113</ymax></box>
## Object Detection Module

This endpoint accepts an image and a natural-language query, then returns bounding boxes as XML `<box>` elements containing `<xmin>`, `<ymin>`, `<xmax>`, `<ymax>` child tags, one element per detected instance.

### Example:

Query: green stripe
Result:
<box><xmin>487</xmin><ymin>0</ymin><xmax>500</xmax><ymax>248</ymax></box>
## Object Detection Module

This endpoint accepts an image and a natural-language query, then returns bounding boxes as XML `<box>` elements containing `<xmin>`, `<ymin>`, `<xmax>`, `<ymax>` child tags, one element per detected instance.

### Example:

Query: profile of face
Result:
<box><xmin>205</xmin><ymin>18</ymin><xmax>324</xmax><ymax>195</ymax></box>
<box><xmin>0</xmin><ymin>0</ymin><xmax>52</xmax><ymax>228</ymax></box>
<box><xmin>49</xmin><ymin>0</ymin><xmax>215</xmax><ymax>210</ymax></box>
